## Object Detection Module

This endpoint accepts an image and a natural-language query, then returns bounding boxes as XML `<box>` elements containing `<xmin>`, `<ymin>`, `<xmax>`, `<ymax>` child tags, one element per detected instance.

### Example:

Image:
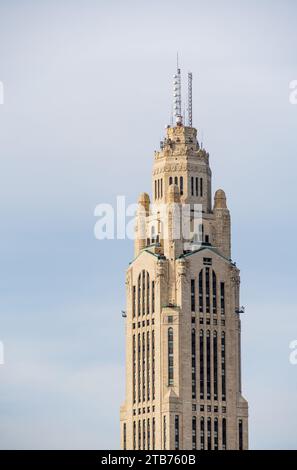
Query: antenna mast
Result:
<box><xmin>173</xmin><ymin>54</ymin><xmax>182</xmax><ymax>125</ymax></box>
<box><xmin>187</xmin><ymin>72</ymin><xmax>193</xmax><ymax>127</ymax></box>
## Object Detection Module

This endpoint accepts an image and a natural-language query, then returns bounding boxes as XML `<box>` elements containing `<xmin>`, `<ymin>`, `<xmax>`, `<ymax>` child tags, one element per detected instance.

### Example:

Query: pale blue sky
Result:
<box><xmin>0</xmin><ymin>0</ymin><xmax>296</xmax><ymax>449</ymax></box>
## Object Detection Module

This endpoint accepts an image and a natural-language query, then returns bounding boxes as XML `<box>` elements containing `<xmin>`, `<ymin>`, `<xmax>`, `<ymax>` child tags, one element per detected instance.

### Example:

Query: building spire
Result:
<box><xmin>187</xmin><ymin>72</ymin><xmax>193</xmax><ymax>127</ymax></box>
<box><xmin>173</xmin><ymin>54</ymin><xmax>182</xmax><ymax>125</ymax></box>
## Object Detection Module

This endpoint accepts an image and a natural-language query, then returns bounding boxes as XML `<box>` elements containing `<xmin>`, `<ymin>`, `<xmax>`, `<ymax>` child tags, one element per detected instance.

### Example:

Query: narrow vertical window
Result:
<box><xmin>199</xmin><ymin>270</ymin><xmax>203</xmax><ymax>312</ymax></box>
<box><xmin>133</xmin><ymin>335</ymin><xmax>136</xmax><ymax>404</ymax></box>
<box><xmin>152</xmin><ymin>418</ymin><xmax>155</xmax><ymax>450</ymax></box>
<box><xmin>138</xmin><ymin>420</ymin><xmax>141</xmax><ymax>450</ymax></box>
<box><xmin>142</xmin><ymin>270</ymin><xmax>145</xmax><ymax>315</ymax></box>
<box><xmin>191</xmin><ymin>279</ymin><xmax>195</xmax><ymax>311</ymax></box>
<box><xmin>133</xmin><ymin>421</ymin><xmax>136</xmax><ymax>450</ymax></box>
<box><xmin>174</xmin><ymin>176</ymin><xmax>178</xmax><ymax>185</ymax></box>
<box><xmin>180</xmin><ymin>176</ymin><xmax>183</xmax><ymax>195</ymax></box>
<box><xmin>123</xmin><ymin>423</ymin><xmax>126</xmax><ymax>450</ymax></box>
<box><xmin>200</xmin><ymin>417</ymin><xmax>205</xmax><ymax>450</ymax></box>
<box><xmin>200</xmin><ymin>177</ymin><xmax>203</xmax><ymax>197</ymax></box>
<box><xmin>138</xmin><ymin>333</ymin><xmax>141</xmax><ymax>403</ymax></box>
<box><xmin>160</xmin><ymin>178</ymin><xmax>163</xmax><ymax>198</ymax></box>
<box><xmin>175</xmin><ymin>415</ymin><xmax>179</xmax><ymax>450</ymax></box>
<box><xmin>212</xmin><ymin>271</ymin><xmax>217</xmax><ymax>314</ymax></box>
<box><xmin>169</xmin><ymin>176</ymin><xmax>173</xmax><ymax>185</ymax></box>
<box><xmin>192</xmin><ymin>416</ymin><xmax>197</xmax><ymax>450</ymax></box>
<box><xmin>154</xmin><ymin>180</ymin><xmax>157</xmax><ymax>200</ymax></box>
<box><xmin>221</xmin><ymin>332</ymin><xmax>226</xmax><ymax>401</ymax></box>
<box><xmin>239</xmin><ymin>419</ymin><xmax>243</xmax><ymax>450</ymax></box>
<box><xmin>220</xmin><ymin>282</ymin><xmax>225</xmax><ymax>314</ymax></box>
<box><xmin>195</xmin><ymin>177</ymin><xmax>199</xmax><ymax>196</ymax></box>
<box><xmin>147</xmin><ymin>418</ymin><xmax>150</xmax><ymax>450</ymax></box>
<box><xmin>207</xmin><ymin>417</ymin><xmax>211</xmax><ymax>450</ymax></box>
<box><xmin>214</xmin><ymin>418</ymin><xmax>218</xmax><ymax>450</ymax></box>
<box><xmin>138</xmin><ymin>274</ymin><xmax>141</xmax><ymax>316</ymax></box>
<box><xmin>168</xmin><ymin>327</ymin><xmax>174</xmax><ymax>385</ymax></box>
<box><xmin>222</xmin><ymin>418</ymin><xmax>227</xmax><ymax>450</ymax></box>
<box><xmin>147</xmin><ymin>331</ymin><xmax>150</xmax><ymax>401</ymax></box>
<box><xmin>191</xmin><ymin>176</ymin><xmax>194</xmax><ymax>196</ymax></box>
<box><xmin>213</xmin><ymin>331</ymin><xmax>218</xmax><ymax>401</ymax></box>
<box><xmin>147</xmin><ymin>272</ymin><xmax>150</xmax><ymax>315</ymax></box>
<box><xmin>205</xmin><ymin>267</ymin><xmax>210</xmax><ymax>313</ymax></box>
<box><xmin>142</xmin><ymin>332</ymin><xmax>146</xmax><ymax>402</ymax></box>
<box><xmin>163</xmin><ymin>415</ymin><xmax>167</xmax><ymax>450</ymax></box>
<box><xmin>152</xmin><ymin>330</ymin><xmax>155</xmax><ymax>400</ymax></box>
<box><xmin>206</xmin><ymin>330</ymin><xmax>211</xmax><ymax>400</ymax></box>
<box><xmin>200</xmin><ymin>329</ymin><xmax>204</xmax><ymax>399</ymax></box>
<box><xmin>152</xmin><ymin>281</ymin><xmax>155</xmax><ymax>314</ymax></box>
<box><xmin>192</xmin><ymin>328</ymin><xmax>196</xmax><ymax>399</ymax></box>
<box><xmin>143</xmin><ymin>419</ymin><xmax>146</xmax><ymax>450</ymax></box>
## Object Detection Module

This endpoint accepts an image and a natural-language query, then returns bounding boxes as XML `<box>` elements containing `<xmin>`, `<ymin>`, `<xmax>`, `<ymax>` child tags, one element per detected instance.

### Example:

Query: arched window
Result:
<box><xmin>207</xmin><ymin>417</ymin><xmax>211</xmax><ymax>450</ymax></box>
<box><xmin>192</xmin><ymin>416</ymin><xmax>197</xmax><ymax>450</ymax></box>
<box><xmin>154</xmin><ymin>180</ymin><xmax>157</xmax><ymax>200</ymax></box>
<box><xmin>195</xmin><ymin>177</ymin><xmax>199</xmax><ymax>196</ymax></box>
<box><xmin>200</xmin><ymin>177</ymin><xmax>203</xmax><ymax>197</ymax></box>
<box><xmin>174</xmin><ymin>176</ymin><xmax>178</xmax><ymax>185</ymax></box>
<box><xmin>191</xmin><ymin>176</ymin><xmax>194</xmax><ymax>196</ymax></box>
<box><xmin>192</xmin><ymin>328</ymin><xmax>196</xmax><ymax>399</ymax></box>
<box><xmin>180</xmin><ymin>176</ymin><xmax>183</xmax><ymax>195</ymax></box>
<box><xmin>199</xmin><ymin>270</ymin><xmax>203</xmax><ymax>312</ymax></box>
<box><xmin>169</xmin><ymin>176</ymin><xmax>173</xmax><ymax>185</ymax></box>
<box><xmin>220</xmin><ymin>282</ymin><xmax>225</xmax><ymax>314</ymax></box>
<box><xmin>132</xmin><ymin>285</ymin><xmax>136</xmax><ymax>318</ymax></box>
<box><xmin>191</xmin><ymin>279</ymin><xmax>195</xmax><ymax>311</ymax></box>
<box><xmin>239</xmin><ymin>419</ymin><xmax>243</xmax><ymax>450</ymax></box>
<box><xmin>221</xmin><ymin>331</ymin><xmax>226</xmax><ymax>401</ymax></box>
<box><xmin>200</xmin><ymin>417</ymin><xmax>205</xmax><ymax>450</ymax></box>
<box><xmin>147</xmin><ymin>272</ymin><xmax>150</xmax><ymax>315</ymax></box>
<box><xmin>213</xmin><ymin>331</ymin><xmax>218</xmax><ymax>401</ymax></box>
<box><xmin>212</xmin><ymin>271</ymin><xmax>217</xmax><ymax>314</ymax></box>
<box><xmin>152</xmin><ymin>280</ymin><xmax>155</xmax><ymax>314</ymax></box>
<box><xmin>200</xmin><ymin>329</ymin><xmax>204</xmax><ymax>399</ymax></box>
<box><xmin>205</xmin><ymin>267</ymin><xmax>210</xmax><ymax>313</ymax></box>
<box><xmin>160</xmin><ymin>178</ymin><xmax>163</xmax><ymax>198</ymax></box>
<box><xmin>168</xmin><ymin>327</ymin><xmax>174</xmax><ymax>385</ymax></box>
<box><xmin>206</xmin><ymin>330</ymin><xmax>211</xmax><ymax>400</ymax></box>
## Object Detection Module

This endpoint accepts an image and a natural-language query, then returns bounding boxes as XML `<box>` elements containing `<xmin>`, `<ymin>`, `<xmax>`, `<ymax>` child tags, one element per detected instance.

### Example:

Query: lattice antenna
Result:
<box><xmin>187</xmin><ymin>72</ymin><xmax>193</xmax><ymax>127</ymax></box>
<box><xmin>173</xmin><ymin>54</ymin><xmax>182</xmax><ymax>125</ymax></box>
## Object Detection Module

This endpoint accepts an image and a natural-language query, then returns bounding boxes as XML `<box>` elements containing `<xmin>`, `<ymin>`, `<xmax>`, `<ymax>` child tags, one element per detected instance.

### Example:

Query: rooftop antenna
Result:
<box><xmin>187</xmin><ymin>72</ymin><xmax>193</xmax><ymax>127</ymax></box>
<box><xmin>173</xmin><ymin>53</ymin><xmax>182</xmax><ymax>125</ymax></box>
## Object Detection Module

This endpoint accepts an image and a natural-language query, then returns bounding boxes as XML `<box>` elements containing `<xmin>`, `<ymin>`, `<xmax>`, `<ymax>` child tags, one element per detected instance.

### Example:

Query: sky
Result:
<box><xmin>0</xmin><ymin>0</ymin><xmax>296</xmax><ymax>449</ymax></box>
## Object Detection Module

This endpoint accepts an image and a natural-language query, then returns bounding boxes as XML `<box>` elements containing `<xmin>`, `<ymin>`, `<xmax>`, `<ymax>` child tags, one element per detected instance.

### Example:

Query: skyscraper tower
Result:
<box><xmin>120</xmin><ymin>67</ymin><xmax>249</xmax><ymax>450</ymax></box>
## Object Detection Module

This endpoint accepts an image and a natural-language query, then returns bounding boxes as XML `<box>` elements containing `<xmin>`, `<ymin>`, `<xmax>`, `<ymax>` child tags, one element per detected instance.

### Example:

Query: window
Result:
<box><xmin>222</xmin><ymin>418</ymin><xmax>227</xmax><ymax>450</ymax></box>
<box><xmin>138</xmin><ymin>420</ymin><xmax>141</xmax><ymax>450</ymax></box>
<box><xmin>138</xmin><ymin>334</ymin><xmax>141</xmax><ymax>403</ymax></box>
<box><xmin>200</xmin><ymin>417</ymin><xmax>205</xmax><ymax>450</ymax></box>
<box><xmin>132</xmin><ymin>286</ymin><xmax>136</xmax><ymax>318</ymax></box>
<box><xmin>200</xmin><ymin>330</ymin><xmax>204</xmax><ymax>399</ymax></box>
<box><xmin>152</xmin><ymin>281</ymin><xmax>155</xmax><ymax>314</ymax></box>
<box><xmin>239</xmin><ymin>419</ymin><xmax>243</xmax><ymax>450</ymax></box>
<box><xmin>206</xmin><ymin>330</ymin><xmax>211</xmax><ymax>400</ymax></box>
<box><xmin>175</xmin><ymin>415</ymin><xmax>179</xmax><ymax>450</ymax></box>
<box><xmin>192</xmin><ymin>328</ymin><xmax>196</xmax><ymax>399</ymax></box>
<box><xmin>174</xmin><ymin>176</ymin><xmax>178</xmax><ymax>185</ymax></box>
<box><xmin>192</xmin><ymin>416</ymin><xmax>197</xmax><ymax>450</ymax></box>
<box><xmin>199</xmin><ymin>270</ymin><xmax>203</xmax><ymax>312</ymax></box>
<box><xmin>157</xmin><ymin>179</ymin><xmax>160</xmax><ymax>199</ymax></box>
<box><xmin>195</xmin><ymin>177</ymin><xmax>198</xmax><ymax>196</ymax></box>
<box><xmin>160</xmin><ymin>178</ymin><xmax>163</xmax><ymax>198</ymax></box>
<box><xmin>169</xmin><ymin>176</ymin><xmax>173</xmax><ymax>185</ymax></box>
<box><xmin>222</xmin><ymin>332</ymin><xmax>226</xmax><ymax>401</ymax></box>
<box><xmin>147</xmin><ymin>418</ymin><xmax>150</xmax><ymax>450</ymax></box>
<box><xmin>133</xmin><ymin>421</ymin><xmax>136</xmax><ymax>450</ymax></box>
<box><xmin>147</xmin><ymin>272</ymin><xmax>150</xmax><ymax>315</ymax></box>
<box><xmin>152</xmin><ymin>418</ymin><xmax>155</xmax><ymax>450</ymax></box>
<box><xmin>142</xmin><ymin>270</ymin><xmax>145</xmax><ymax>315</ymax></box>
<box><xmin>207</xmin><ymin>417</ymin><xmax>211</xmax><ymax>450</ymax></box>
<box><xmin>138</xmin><ymin>274</ymin><xmax>141</xmax><ymax>316</ymax></box>
<box><xmin>152</xmin><ymin>330</ymin><xmax>155</xmax><ymax>400</ymax></box>
<box><xmin>180</xmin><ymin>176</ymin><xmax>183</xmax><ymax>195</ymax></box>
<box><xmin>123</xmin><ymin>423</ymin><xmax>126</xmax><ymax>450</ymax></box>
<box><xmin>212</xmin><ymin>271</ymin><xmax>217</xmax><ymax>314</ymax></box>
<box><xmin>154</xmin><ymin>180</ymin><xmax>157</xmax><ymax>200</ymax></box>
<box><xmin>163</xmin><ymin>415</ymin><xmax>166</xmax><ymax>450</ymax></box>
<box><xmin>191</xmin><ymin>279</ymin><xmax>195</xmax><ymax>311</ymax></box>
<box><xmin>147</xmin><ymin>332</ymin><xmax>150</xmax><ymax>401</ymax></box>
<box><xmin>213</xmin><ymin>331</ymin><xmax>218</xmax><ymax>400</ymax></box>
<box><xmin>142</xmin><ymin>333</ymin><xmax>145</xmax><ymax>401</ymax></box>
<box><xmin>200</xmin><ymin>178</ymin><xmax>203</xmax><ymax>197</ymax></box>
<box><xmin>133</xmin><ymin>335</ymin><xmax>136</xmax><ymax>404</ymax></box>
<box><xmin>168</xmin><ymin>328</ymin><xmax>174</xmax><ymax>385</ymax></box>
<box><xmin>191</xmin><ymin>177</ymin><xmax>194</xmax><ymax>196</ymax></box>
<box><xmin>220</xmin><ymin>282</ymin><xmax>225</xmax><ymax>314</ymax></box>
<box><xmin>205</xmin><ymin>268</ymin><xmax>210</xmax><ymax>313</ymax></box>
<box><xmin>143</xmin><ymin>419</ymin><xmax>146</xmax><ymax>450</ymax></box>
<box><xmin>214</xmin><ymin>418</ymin><xmax>218</xmax><ymax>450</ymax></box>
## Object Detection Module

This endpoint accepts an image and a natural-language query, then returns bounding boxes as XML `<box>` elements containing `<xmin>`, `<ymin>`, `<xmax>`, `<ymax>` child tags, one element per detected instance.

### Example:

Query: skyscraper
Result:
<box><xmin>120</xmin><ymin>66</ymin><xmax>249</xmax><ymax>450</ymax></box>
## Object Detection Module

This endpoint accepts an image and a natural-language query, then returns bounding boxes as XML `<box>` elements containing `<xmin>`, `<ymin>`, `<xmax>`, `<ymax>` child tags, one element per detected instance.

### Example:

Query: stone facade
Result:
<box><xmin>120</xmin><ymin>122</ymin><xmax>249</xmax><ymax>450</ymax></box>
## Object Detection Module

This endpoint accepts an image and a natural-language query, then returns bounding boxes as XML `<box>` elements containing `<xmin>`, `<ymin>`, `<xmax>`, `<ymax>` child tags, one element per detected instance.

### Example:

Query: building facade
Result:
<box><xmin>120</xmin><ymin>69</ymin><xmax>249</xmax><ymax>450</ymax></box>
